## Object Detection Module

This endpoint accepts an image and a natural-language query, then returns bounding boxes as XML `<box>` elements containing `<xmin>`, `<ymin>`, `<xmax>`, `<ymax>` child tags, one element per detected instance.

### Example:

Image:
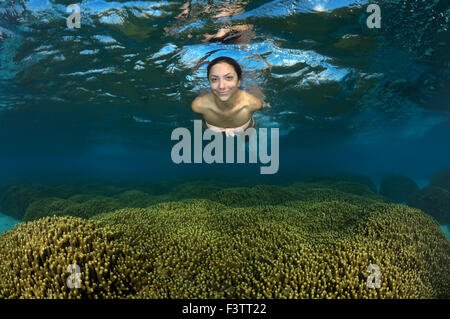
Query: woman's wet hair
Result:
<box><xmin>207</xmin><ymin>56</ymin><xmax>242</xmax><ymax>81</ymax></box>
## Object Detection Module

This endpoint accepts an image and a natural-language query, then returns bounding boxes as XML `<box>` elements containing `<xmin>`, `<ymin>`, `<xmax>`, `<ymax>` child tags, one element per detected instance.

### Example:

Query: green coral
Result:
<box><xmin>285</xmin><ymin>182</ymin><xmax>386</xmax><ymax>206</ymax></box>
<box><xmin>95</xmin><ymin>194</ymin><xmax>449</xmax><ymax>298</ymax></box>
<box><xmin>209</xmin><ymin>185</ymin><xmax>297</xmax><ymax>207</ymax></box>
<box><xmin>114</xmin><ymin>190</ymin><xmax>170</xmax><ymax>208</ymax></box>
<box><xmin>23</xmin><ymin>197</ymin><xmax>75</xmax><ymax>222</ymax></box>
<box><xmin>20</xmin><ymin>189</ymin><xmax>173</xmax><ymax>222</ymax></box>
<box><xmin>299</xmin><ymin>180</ymin><xmax>377</xmax><ymax>197</ymax></box>
<box><xmin>1</xmin><ymin>180</ymin><xmax>449</xmax><ymax>299</ymax></box>
<box><xmin>208</xmin><ymin>181</ymin><xmax>382</xmax><ymax>208</ymax></box>
<box><xmin>0</xmin><ymin>216</ymin><xmax>148</xmax><ymax>298</ymax></box>
<box><xmin>169</xmin><ymin>181</ymin><xmax>223</xmax><ymax>200</ymax></box>
<box><xmin>62</xmin><ymin>197</ymin><xmax>123</xmax><ymax>220</ymax></box>
<box><xmin>379</xmin><ymin>174</ymin><xmax>420</xmax><ymax>203</ymax></box>
<box><xmin>49</xmin><ymin>184</ymin><xmax>80</xmax><ymax>199</ymax></box>
<box><xmin>23</xmin><ymin>196</ymin><xmax>122</xmax><ymax>222</ymax></box>
<box><xmin>78</xmin><ymin>183</ymin><xmax>126</xmax><ymax>197</ymax></box>
<box><xmin>0</xmin><ymin>183</ymin><xmax>51</xmax><ymax>219</ymax></box>
<box><xmin>68</xmin><ymin>194</ymin><xmax>96</xmax><ymax>203</ymax></box>
<box><xmin>407</xmin><ymin>186</ymin><xmax>450</xmax><ymax>225</ymax></box>
<box><xmin>302</xmin><ymin>174</ymin><xmax>378</xmax><ymax>194</ymax></box>
<box><xmin>137</xmin><ymin>179</ymin><xmax>183</xmax><ymax>195</ymax></box>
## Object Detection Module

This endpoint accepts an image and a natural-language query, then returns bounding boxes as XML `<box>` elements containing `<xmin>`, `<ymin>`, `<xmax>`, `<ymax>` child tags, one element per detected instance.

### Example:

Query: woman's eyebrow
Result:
<box><xmin>210</xmin><ymin>73</ymin><xmax>233</xmax><ymax>77</ymax></box>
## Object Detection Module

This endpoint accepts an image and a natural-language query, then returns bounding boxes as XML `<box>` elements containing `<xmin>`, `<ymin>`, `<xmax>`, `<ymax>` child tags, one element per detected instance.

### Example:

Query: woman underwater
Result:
<box><xmin>191</xmin><ymin>56</ymin><xmax>268</xmax><ymax>137</ymax></box>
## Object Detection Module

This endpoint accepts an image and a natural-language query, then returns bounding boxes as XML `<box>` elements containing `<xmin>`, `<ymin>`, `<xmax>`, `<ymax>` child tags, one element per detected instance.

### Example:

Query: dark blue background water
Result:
<box><xmin>0</xmin><ymin>0</ymin><xmax>448</xmax><ymax>197</ymax></box>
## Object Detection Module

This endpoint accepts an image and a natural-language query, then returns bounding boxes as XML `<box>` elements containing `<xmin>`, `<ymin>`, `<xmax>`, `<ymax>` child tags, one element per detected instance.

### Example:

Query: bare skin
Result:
<box><xmin>192</xmin><ymin>62</ymin><xmax>263</xmax><ymax>128</ymax></box>
<box><xmin>166</xmin><ymin>1</ymin><xmax>253</xmax><ymax>45</ymax></box>
<box><xmin>202</xmin><ymin>24</ymin><xmax>254</xmax><ymax>45</ymax></box>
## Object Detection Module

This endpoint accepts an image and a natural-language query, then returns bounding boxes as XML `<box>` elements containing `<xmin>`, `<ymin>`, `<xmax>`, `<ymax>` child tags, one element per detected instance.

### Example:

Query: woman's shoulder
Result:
<box><xmin>241</xmin><ymin>90</ymin><xmax>263</xmax><ymax>111</ymax></box>
<box><xmin>192</xmin><ymin>92</ymin><xmax>213</xmax><ymax>113</ymax></box>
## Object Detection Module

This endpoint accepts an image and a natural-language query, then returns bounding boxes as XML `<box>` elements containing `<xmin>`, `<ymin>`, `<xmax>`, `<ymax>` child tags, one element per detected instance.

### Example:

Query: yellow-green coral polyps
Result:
<box><xmin>0</xmin><ymin>181</ymin><xmax>449</xmax><ymax>298</ymax></box>
<box><xmin>97</xmin><ymin>197</ymin><xmax>448</xmax><ymax>298</ymax></box>
<box><xmin>0</xmin><ymin>216</ymin><xmax>147</xmax><ymax>298</ymax></box>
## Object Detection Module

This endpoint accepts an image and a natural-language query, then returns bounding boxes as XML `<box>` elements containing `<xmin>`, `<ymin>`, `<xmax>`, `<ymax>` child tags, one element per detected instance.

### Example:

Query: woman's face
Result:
<box><xmin>208</xmin><ymin>62</ymin><xmax>241</xmax><ymax>102</ymax></box>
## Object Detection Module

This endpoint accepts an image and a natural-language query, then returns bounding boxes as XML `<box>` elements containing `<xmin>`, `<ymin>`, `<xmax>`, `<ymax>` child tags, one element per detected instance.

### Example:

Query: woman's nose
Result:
<box><xmin>218</xmin><ymin>79</ymin><xmax>225</xmax><ymax>89</ymax></box>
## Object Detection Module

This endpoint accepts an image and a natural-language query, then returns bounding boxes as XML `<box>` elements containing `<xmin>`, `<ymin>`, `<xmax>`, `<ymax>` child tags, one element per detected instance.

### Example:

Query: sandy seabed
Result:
<box><xmin>0</xmin><ymin>212</ymin><xmax>20</xmax><ymax>234</ymax></box>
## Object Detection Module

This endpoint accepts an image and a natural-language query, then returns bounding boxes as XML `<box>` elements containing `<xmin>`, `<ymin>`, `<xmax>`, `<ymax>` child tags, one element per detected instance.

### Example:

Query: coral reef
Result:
<box><xmin>137</xmin><ymin>179</ymin><xmax>181</xmax><ymax>195</ymax></box>
<box><xmin>0</xmin><ymin>216</ymin><xmax>147</xmax><ymax>298</ymax></box>
<box><xmin>115</xmin><ymin>190</ymin><xmax>170</xmax><ymax>208</ymax></box>
<box><xmin>62</xmin><ymin>197</ymin><xmax>123</xmax><ymax>220</ymax></box>
<box><xmin>23</xmin><ymin>197</ymin><xmax>75</xmax><ymax>222</ymax></box>
<box><xmin>22</xmin><ymin>196</ymin><xmax>122</xmax><ymax>222</ymax></box>
<box><xmin>68</xmin><ymin>194</ymin><xmax>96</xmax><ymax>203</ymax></box>
<box><xmin>0</xmin><ymin>183</ymin><xmax>51</xmax><ymax>219</ymax></box>
<box><xmin>209</xmin><ymin>185</ymin><xmax>298</xmax><ymax>207</ymax></box>
<box><xmin>180</xmin><ymin>180</ymin><xmax>383</xmax><ymax>207</ymax></box>
<box><xmin>49</xmin><ymin>184</ymin><xmax>80</xmax><ymax>199</ymax></box>
<box><xmin>95</xmin><ymin>196</ymin><xmax>449</xmax><ymax>298</ymax></box>
<box><xmin>78</xmin><ymin>183</ymin><xmax>126</xmax><ymax>197</ymax></box>
<box><xmin>21</xmin><ymin>189</ymin><xmax>172</xmax><ymax>222</ymax></box>
<box><xmin>408</xmin><ymin>186</ymin><xmax>450</xmax><ymax>225</ymax></box>
<box><xmin>302</xmin><ymin>174</ymin><xmax>378</xmax><ymax>194</ymax></box>
<box><xmin>0</xmin><ymin>182</ymin><xmax>123</xmax><ymax>220</ymax></box>
<box><xmin>169</xmin><ymin>181</ymin><xmax>223</xmax><ymax>200</ymax></box>
<box><xmin>1</xmin><ymin>179</ymin><xmax>449</xmax><ymax>299</ymax></box>
<box><xmin>430</xmin><ymin>169</ymin><xmax>450</xmax><ymax>193</ymax></box>
<box><xmin>379</xmin><ymin>174</ymin><xmax>420</xmax><ymax>203</ymax></box>
<box><xmin>285</xmin><ymin>182</ymin><xmax>386</xmax><ymax>206</ymax></box>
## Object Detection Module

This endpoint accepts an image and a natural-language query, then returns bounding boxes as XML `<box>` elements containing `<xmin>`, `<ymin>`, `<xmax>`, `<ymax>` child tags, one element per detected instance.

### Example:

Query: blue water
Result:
<box><xmin>0</xmin><ymin>1</ymin><xmax>447</xmax><ymax>213</ymax></box>
<box><xmin>0</xmin><ymin>212</ymin><xmax>20</xmax><ymax>233</ymax></box>
<box><xmin>0</xmin><ymin>0</ymin><xmax>448</xmax><ymax>184</ymax></box>
<box><xmin>0</xmin><ymin>0</ymin><xmax>448</xmax><ymax>223</ymax></box>
<box><xmin>441</xmin><ymin>225</ymin><xmax>450</xmax><ymax>241</ymax></box>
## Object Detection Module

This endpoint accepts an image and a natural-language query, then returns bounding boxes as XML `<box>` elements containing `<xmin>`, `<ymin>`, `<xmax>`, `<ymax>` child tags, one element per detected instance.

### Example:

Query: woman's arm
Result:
<box><xmin>247</xmin><ymin>86</ymin><xmax>271</xmax><ymax>108</ymax></box>
<box><xmin>191</xmin><ymin>96</ymin><xmax>204</xmax><ymax>114</ymax></box>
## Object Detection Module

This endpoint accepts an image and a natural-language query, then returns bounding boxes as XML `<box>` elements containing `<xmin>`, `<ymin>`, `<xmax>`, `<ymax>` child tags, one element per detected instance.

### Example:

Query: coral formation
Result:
<box><xmin>379</xmin><ymin>174</ymin><xmax>420</xmax><ymax>203</ymax></box>
<box><xmin>200</xmin><ymin>180</ymin><xmax>383</xmax><ymax>207</ymax></box>
<box><xmin>407</xmin><ymin>186</ymin><xmax>450</xmax><ymax>225</ymax></box>
<box><xmin>302</xmin><ymin>174</ymin><xmax>378</xmax><ymax>194</ymax></box>
<box><xmin>169</xmin><ymin>181</ymin><xmax>223</xmax><ymax>200</ymax></box>
<box><xmin>23</xmin><ymin>197</ymin><xmax>75</xmax><ymax>222</ymax></box>
<box><xmin>62</xmin><ymin>197</ymin><xmax>123</xmax><ymax>220</ymax></box>
<box><xmin>22</xmin><ymin>190</ymin><xmax>173</xmax><ymax>222</ymax></box>
<box><xmin>209</xmin><ymin>185</ymin><xmax>297</xmax><ymax>207</ymax></box>
<box><xmin>49</xmin><ymin>184</ymin><xmax>79</xmax><ymax>199</ymax></box>
<box><xmin>115</xmin><ymin>190</ymin><xmax>170</xmax><ymax>208</ymax></box>
<box><xmin>95</xmin><ymin>196</ymin><xmax>449</xmax><ymax>298</ymax></box>
<box><xmin>430</xmin><ymin>169</ymin><xmax>450</xmax><ymax>193</ymax></box>
<box><xmin>68</xmin><ymin>194</ymin><xmax>96</xmax><ymax>203</ymax></box>
<box><xmin>22</xmin><ymin>196</ymin><xmax>122</xmax><ymax>222</ymax></box>
<box><xmin>1</xmin><ymin>179</ymin><xmax>449</xmax><ymax>299</ymax></box>
<box><xmin>0</xmin><ymin>216</ymin><xmax>147</xmax><ymax>298</ymax></box>
<box><xmin>285</xmin><ymin>182</ymin><xmax>386</xmax><ymax>206</ymax></box>
<box><xmin>78</xmin><ymin>183</ymin><xmax>126</xmax><ymax>197</ymax></box>
<box><xmin>0</xmin><ymin>183</ymin><xmax>51</xmax><ymax>219</ymax></box>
